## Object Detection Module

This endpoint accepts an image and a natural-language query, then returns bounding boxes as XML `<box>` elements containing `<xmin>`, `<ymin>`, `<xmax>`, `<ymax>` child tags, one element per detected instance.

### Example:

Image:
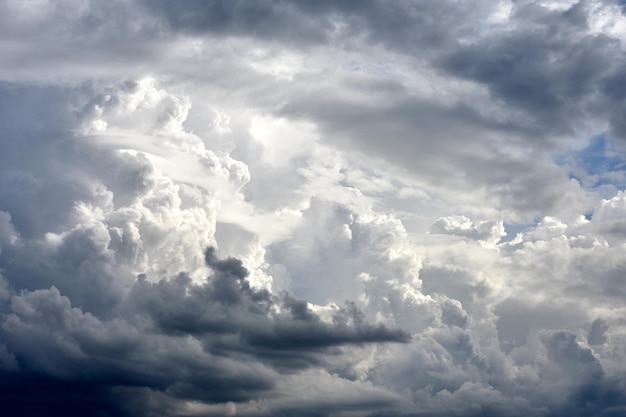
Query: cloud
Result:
<box><xmin>0</xmin><ymin>248</ymin><xmax>407</xmax><ymax>416</ymax></box>
<box><xmin>133</xmin><ymin>247</ymin><xmax>408</xmax><ymax>354</ymax></box>
<box><xmin>0</xmin><ymin>80</ymin><xmax>411</xmax><ymax>415</ymax></box>
<box><xmin>430</xmin><ymin>215</ymin><xmax>505</xmax><ymax>243</ymax></box>
<box><xmin>3</xmin><ymin>1</ymin><xmax>626</xmax><ymax>416</ymax></box>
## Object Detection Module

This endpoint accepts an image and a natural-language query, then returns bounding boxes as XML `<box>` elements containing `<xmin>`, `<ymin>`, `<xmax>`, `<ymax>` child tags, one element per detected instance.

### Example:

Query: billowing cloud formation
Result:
<box><xmin>0</xmin><ymin>247</ymin><xmax>407</xmax><ymax>416</ymax></box>
<box><xmin>2</xmin><ymin>1</ymin><xmax>626</xmax><ymax>416</ymax></box>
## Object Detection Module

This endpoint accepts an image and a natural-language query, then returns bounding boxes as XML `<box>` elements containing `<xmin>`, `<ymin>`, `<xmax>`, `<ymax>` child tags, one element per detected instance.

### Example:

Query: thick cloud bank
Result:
<box><xmin>2</xmin><ymin>1</ymin><xmax>626</xmax><ymax>416</ymax></box>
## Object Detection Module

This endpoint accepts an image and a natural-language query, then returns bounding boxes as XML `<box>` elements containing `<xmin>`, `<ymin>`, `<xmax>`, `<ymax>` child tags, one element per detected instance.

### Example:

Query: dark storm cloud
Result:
<box><xmin>438</xmin><ymin>3</ymin><xmax>623</xmax><ymax>138</ymax></box>
<box><xmin>143</xmin><ymin>0</ymin><xmax>487</xmax><ymax>52</ymax></box>
<box><xmin>132</xmin><ymin>248</ymin><xmax>409</xmax><ymax>367</ymax></box>
<box><xmin>0</xmin><ymin>247</ymin><xmax>407</xmax><ymax>415</ymax></box>
<box><xmin>144</xmin><ymin>0</ymin><xmax>329</xmax><ymax>46</ymax></box>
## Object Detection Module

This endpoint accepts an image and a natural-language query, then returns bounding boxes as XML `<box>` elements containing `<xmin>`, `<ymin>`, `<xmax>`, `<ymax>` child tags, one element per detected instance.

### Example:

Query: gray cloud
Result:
<box><xmin>133</xmin><ymin>248</ymin><xmax>408</xmax><ymax>357</ymax></box>
<box><xmin>438</xmin><ymin>3</ymin><xmax>622</xmax><ymax>138</ymax></box>
<box><xmin>588</xmin><ymin>318</ymin><xmax>610</xmax><ymax>345</ymax></box>
<box><xmin>0</xmin><ymin>248</ymin><xmax>407</xmax><ymax>416</ymax></box>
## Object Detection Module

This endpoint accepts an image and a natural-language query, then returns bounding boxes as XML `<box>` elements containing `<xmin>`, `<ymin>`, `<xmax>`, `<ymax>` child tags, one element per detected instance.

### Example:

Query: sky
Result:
<box><xmin>2</xmin><ymin>0</ymin><xmax>626</xmax><ymax>416</ymax></box>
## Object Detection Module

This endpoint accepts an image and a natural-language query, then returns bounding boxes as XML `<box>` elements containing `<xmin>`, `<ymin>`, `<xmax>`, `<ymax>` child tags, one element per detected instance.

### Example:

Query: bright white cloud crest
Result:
<box><xmin>1</xmin><ymin>1</ymin><xmax>626</xmax><ymax>416</ymax></box>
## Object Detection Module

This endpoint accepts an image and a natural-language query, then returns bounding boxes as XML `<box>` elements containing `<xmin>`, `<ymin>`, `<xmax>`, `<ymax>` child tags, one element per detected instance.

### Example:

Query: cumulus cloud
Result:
<box><xmin>0</xmin><ymin>247</ymin><xmax>407</xmax><ymax>416</ymax></box>
<box><xmin>2</xmin><ymin>1</ymin><xmax>626</xmax><ymax>416</ymax></box>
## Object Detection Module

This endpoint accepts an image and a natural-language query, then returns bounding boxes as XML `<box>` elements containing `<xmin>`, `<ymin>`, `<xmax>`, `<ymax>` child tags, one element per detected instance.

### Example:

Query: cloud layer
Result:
<box><xmin>2</xmin><ymin>1</ymin><xmax>626</xmax><ymax>416</ymax></box>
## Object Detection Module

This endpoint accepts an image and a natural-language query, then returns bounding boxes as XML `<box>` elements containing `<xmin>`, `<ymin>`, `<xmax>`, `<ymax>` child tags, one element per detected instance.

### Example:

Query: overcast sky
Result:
<box><xmin>2</xmin><ymin>1</ymin><xmax>626</xmax><ymax>416</ymax></box>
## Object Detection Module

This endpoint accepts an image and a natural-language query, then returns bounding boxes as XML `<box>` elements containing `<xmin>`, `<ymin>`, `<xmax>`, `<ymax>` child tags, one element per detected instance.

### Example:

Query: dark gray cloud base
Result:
<box><xmin>0</xmin><ymin>247</ymin><xmax>407</xmax><ymax>416</ymax></box>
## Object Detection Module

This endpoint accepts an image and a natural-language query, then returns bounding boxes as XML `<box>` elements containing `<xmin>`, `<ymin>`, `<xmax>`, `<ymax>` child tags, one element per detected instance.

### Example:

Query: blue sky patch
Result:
<box><xmin>556</xmin><ymin>134</ymin><xmax>626</xmax><ymax>190</ymax></box>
